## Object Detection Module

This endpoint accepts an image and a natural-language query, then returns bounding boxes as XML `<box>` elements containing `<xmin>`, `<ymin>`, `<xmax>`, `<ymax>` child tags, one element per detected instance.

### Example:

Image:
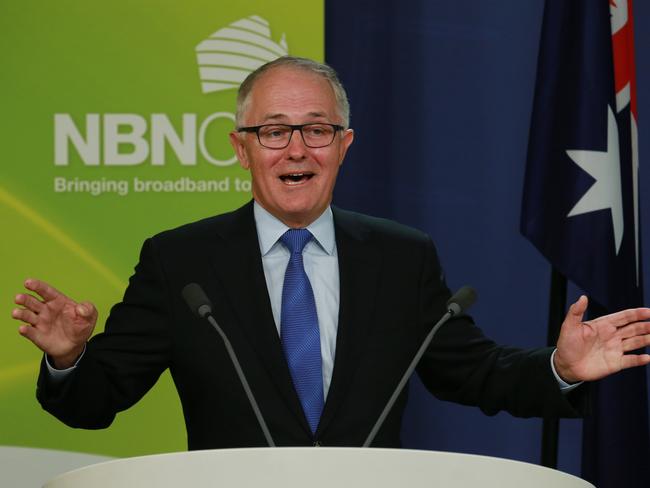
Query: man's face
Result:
<box><xmin>229</xmin><ymin>67</ymin><xmax>354</xmax><ymax>228</ymax></box>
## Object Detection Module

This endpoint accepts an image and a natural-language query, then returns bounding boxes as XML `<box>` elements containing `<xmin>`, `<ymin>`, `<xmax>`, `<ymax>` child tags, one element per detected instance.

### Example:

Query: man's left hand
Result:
<box><xmin>553</xmin><ymin>296</ymin><xmax>650</xmax><ymax>384</ymax></box>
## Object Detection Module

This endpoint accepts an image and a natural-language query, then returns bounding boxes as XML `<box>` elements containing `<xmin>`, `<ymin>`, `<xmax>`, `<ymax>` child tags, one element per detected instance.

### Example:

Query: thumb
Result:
<box><xmin>567</xmin><ymin>295</ymin><xmax>588</xmax><ymax>325</ymax></box>
<box><xmin>76</xmin><ymin>301</ymin><xmax>97</xmax><ymax>319</ymax></box>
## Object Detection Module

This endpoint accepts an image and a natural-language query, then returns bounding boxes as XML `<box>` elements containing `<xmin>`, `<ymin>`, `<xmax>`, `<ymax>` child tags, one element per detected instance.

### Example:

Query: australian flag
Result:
<box><xmin>521</xmin><ymin>0</ymin><xmax>648</xmax><ymax>486</ymax></box>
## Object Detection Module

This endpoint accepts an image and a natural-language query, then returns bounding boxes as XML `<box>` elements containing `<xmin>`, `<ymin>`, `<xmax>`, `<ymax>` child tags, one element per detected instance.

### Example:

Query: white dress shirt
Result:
<box><xmin>253</xmin><ymin>202</ymin><xmax>339</xmax><ymax>398</ymax></box>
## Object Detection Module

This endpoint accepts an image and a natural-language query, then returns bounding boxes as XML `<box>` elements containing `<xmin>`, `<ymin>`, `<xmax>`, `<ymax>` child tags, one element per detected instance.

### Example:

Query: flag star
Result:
<box><xmin>566</xmin><ymin>105</ymin><xmax>623</xmax><ymax>254</ymax></box>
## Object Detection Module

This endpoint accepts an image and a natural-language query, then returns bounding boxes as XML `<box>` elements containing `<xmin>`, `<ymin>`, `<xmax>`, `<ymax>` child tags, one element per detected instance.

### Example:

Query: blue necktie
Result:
<box><xmin>280</xmin><ymin>229</ymin><xmax>324</xmax><ymax>434</ymax></box>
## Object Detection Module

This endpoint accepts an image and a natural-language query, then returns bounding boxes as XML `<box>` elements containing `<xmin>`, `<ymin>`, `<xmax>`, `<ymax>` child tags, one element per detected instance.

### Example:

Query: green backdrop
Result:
<box><xmin>1</xmin><ymin>0</ymin><xmax>323</xmax><ymax>457</ymax></box>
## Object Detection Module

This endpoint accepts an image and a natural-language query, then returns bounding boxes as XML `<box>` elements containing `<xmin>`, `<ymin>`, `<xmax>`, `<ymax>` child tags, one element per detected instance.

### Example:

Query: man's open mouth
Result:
<box><xmin>279</xmin><ymin>172</ymin><xmax>315</xmax><ymax>185</ymax></box>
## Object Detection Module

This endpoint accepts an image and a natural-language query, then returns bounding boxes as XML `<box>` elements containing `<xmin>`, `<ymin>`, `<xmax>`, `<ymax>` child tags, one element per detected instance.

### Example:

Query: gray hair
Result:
<box><xmin>235</xmin><ymin>56</ymin><xmax>350</xmax><ymax>129</ymax></box>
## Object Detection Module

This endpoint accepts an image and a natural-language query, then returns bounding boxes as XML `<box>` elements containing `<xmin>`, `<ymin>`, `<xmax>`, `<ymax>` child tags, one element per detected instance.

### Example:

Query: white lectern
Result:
<box><xmin>43</xmin><ymin>448</ymin><xmax>594</xmax><ymax>488</ymax></box>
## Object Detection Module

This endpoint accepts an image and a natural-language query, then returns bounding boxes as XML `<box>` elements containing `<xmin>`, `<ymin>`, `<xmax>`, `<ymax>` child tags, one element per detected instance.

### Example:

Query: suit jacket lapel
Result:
<box><xmin>317</xmin><ymin>207</ymin><xmax>381</xmax><ymax>436</ymax></box>
<box><xmin>207</xmin><ymin>202</ymin><xmax>311</xmax><ymax>435</ymax></box>
<box><xmin>204</xmin><ymin>203</ymin><xmax>382</xmax><ymax>440</ymax></box>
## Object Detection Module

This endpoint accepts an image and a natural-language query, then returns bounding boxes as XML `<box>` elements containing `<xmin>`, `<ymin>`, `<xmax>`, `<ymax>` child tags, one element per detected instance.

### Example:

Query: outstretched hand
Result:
<box><xmin>11</xmin><ymin>278</ymin><xmax>97</xmax><ymax>369</ymax></box>
<box><xmin>553</xmin><ymin>295</ymin><xmax>650</xmax><ymax>384</ymax></box>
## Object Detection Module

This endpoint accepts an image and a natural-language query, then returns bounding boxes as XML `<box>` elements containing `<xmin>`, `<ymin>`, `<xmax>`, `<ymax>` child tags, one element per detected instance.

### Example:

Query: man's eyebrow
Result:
<box><xmin>262</xmin><ymin>113</ymin><xmax>288</xmax><ymax>121</ymax></box>
<box><xmin>260</xmin><ymin>112</ymin><xmax>329</xmax><ymax>122</ymax></box>
<box><xmin>305</xmin><ymin>111</ymin><xmax>327</xmax><ymax>119</ymax></box>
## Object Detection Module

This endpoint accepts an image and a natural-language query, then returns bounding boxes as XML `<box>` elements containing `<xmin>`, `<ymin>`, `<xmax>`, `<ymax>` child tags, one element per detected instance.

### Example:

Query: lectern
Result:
<box><xmin>43</xmin><ymin>448</ymin><xmax>594</xmax><ymax>488</ymax></box>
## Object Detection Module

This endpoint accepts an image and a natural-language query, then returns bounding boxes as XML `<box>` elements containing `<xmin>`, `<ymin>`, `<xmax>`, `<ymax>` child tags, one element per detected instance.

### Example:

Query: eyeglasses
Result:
<box><xmin>237</xmin><ymin>123</ymin><xmax>345</xmax><ymax>149</ymax></box>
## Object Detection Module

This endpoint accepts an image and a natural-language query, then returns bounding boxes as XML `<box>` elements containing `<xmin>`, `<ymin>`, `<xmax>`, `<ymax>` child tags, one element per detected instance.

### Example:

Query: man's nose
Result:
<box><xmin>286</xmin><ymin>128</ymin><xmax>307</xmax><ymax>157</ymax></box>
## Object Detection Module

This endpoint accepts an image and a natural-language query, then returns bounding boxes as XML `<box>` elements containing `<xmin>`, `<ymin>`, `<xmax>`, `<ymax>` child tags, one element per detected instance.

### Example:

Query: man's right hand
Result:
<box><xmin>12</xmin><ymin>278</ymin><xmax>97</xmax><ymax>369</ymax></box>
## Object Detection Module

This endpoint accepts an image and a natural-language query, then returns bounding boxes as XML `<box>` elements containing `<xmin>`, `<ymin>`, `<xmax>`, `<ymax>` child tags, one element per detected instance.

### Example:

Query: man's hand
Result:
<box><xmin>11</xmin><ymin>278</ymin><xmax>97</xmax><ymax>369</ymax></box>
<box><xmin>553</xmin><ymin>295</ymin><xmax>650</xmax><ymax>384</ymax></box>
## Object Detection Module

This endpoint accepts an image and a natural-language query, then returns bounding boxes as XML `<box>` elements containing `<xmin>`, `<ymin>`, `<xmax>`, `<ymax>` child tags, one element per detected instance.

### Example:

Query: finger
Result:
<box><xmin>14</xmin><ymin>293</ymin><xmax>45</xmax><ymax>313</ymax></box>
<box><xmin>24</xmin><ymin>278</ymin><xmax>63</xmax><ymax>302</ymax></box>
<box><xmin>620</xmin><ymin>354</ymin><xmax>650</xmax><ymax>370</ymax></box>
<box><xmin>593</xmin><ymin>308</ymin><xmax>650</xmax><ymax>329</ymax></box>
<box><xmin>618</xmin><ymin>321</ymin><xmax>650</xmax><ymax>339</ymax></box>
<box><xmin>567</xmin><ymin>295</ymin><xmax>588</xmax><ymax>325</ymax></box>
<box><xmin>11</xmin><ymin>307</ymin><xmax>39</xmax><ymax>326</ymax></box>
<box><xmin>18</xmin><ymin>322</ymin><xmax>44</xmax><ymax>345</ymax></box>
<box><xmin>621</xmin><ymin>335</ymin><xmax>650</xmax><ymax>352</ymax></box>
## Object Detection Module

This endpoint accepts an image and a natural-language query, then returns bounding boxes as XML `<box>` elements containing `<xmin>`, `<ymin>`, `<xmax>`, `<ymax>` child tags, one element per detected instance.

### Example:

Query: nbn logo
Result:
<box><xmin>195</xmin><ymin>15</ymin><xmax>288</xmax><ymax>93</ymax></box>
<box><xmin>54</xmin><ymin>113</ymin><xmax>237</xmax><ymax>167</ymax></box>
<box><xmin>53</xmin><ymin>16</ymin><xmax>289</xmax><ymax>168</ymax></box>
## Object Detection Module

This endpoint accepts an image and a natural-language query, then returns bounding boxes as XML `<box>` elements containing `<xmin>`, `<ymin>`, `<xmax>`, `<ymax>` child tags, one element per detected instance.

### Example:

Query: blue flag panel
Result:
<box><xmin>522</xmin><ymin>0</ymin><xmax>642</xmax><ymax>312</ymax></box>
<box><xmin>521</xmin><ymin>1</ymin><xmax>649</xmax><ymax>486</ymax></box>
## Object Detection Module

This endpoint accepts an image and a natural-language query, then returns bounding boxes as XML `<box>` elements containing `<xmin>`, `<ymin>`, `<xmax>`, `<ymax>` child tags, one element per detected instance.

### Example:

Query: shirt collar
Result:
<box><xmin>253</xmin><ymin>201</ymin><xmax>336</xmax><ymax>256</ymax></box>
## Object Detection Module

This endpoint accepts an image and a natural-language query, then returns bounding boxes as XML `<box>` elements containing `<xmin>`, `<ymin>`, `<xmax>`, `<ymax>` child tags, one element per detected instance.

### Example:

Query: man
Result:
<box><xmin>11</xmin><ymin>57</ymin><xmax>650</xmax><ymax>449</ymax></box>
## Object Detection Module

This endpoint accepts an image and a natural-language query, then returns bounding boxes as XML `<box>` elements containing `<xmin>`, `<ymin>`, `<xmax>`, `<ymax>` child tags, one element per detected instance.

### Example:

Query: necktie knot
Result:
<box><xmin>280</xmin><ymin>228</ymin><xmax>313</xmax><ymax>254</ymax></box>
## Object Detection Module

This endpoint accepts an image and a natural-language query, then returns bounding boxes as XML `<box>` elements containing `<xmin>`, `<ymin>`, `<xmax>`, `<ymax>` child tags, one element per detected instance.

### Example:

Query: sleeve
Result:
<box><xmin>414</xmin><ymin>236</ymin><xmax>586</xmax><ymax>418</ymax></box>
<box><xmin>36</xmin><ymin>238</ymin><xmax>174</xmax><ymax>429</ymax></box>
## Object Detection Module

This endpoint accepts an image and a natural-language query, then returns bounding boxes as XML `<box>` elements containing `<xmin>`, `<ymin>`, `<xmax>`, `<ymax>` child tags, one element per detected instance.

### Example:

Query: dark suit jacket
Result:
<box><xmin>38</xmin><ymin>201</ymin><xmax>581</xmax><ymax>449</ymax></box>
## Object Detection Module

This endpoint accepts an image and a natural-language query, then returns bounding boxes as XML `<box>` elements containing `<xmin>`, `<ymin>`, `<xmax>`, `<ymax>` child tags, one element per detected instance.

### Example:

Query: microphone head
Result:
<box><xmin>447</xmin><ymin>286</ymin><xmax>477</xmax><ymax>316</ymax></box>
<box><xmin>182</xmin><ymin>283</ymin><xmax>213</xmax><ymax>318</ymax></box>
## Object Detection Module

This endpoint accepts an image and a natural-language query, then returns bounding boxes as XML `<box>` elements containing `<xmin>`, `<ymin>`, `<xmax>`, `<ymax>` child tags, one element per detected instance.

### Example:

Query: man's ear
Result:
<box><xmin>229</xmin><ymin>131</ymin><xmax>250</xmax><ymax>169</ymax></box>
<box><xmin>338</xmin><ymin>129</ymin><xmax>354</xmax><ymax>166</ymax></box>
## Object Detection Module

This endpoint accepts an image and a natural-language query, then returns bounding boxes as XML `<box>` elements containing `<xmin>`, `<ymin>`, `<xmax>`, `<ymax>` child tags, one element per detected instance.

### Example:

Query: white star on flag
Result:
<box><xmin>566</xmin><ymin>105</ymin><xmax>623</xmax><ymax>254</ymax></box>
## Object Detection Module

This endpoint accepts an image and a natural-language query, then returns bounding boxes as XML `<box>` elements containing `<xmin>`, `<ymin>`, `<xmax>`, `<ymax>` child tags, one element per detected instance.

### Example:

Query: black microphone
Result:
<box><xmin>182</xmin><ymin>282</ymin><xmax>213</xmax><ymax>318</ymax></box>
<box><xmin>446</xmin><ymin>286</ymin><xmax>477</xmax><ymax>316</ymax></box>
<box><xmin>182</xmin><ymin>283</ymin><xmax>276</xmax><ymax>447</ymax></box>
<box><xmin>363</xmin><ymin>286</ymin><xmax>477</xmax><ymax>447</ymax></box>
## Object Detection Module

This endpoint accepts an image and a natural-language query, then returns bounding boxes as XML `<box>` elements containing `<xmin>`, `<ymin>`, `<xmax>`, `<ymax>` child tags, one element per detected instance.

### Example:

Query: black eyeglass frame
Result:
<box><xmin>236</xmin><ymin>123</ymin><xmax>346</xmax><ymax>149</ymax></box>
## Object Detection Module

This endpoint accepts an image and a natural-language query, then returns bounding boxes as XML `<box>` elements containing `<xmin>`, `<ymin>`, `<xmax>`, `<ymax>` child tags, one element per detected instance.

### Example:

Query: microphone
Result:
<box><xmin>446</xmin><ymin>286</ymin><xmax>477</xmax><ymax>316</ymax></box>
<box><xmin>363</xmin><ymin>286</ymin><xmax>477</xmax><ymax>447</ymax></box>
<box><xmin>182</xmin><ymin>283</ymin><xmax>276</xmax><ymax>447</ymax></box>
<box><xmin>182</xmin><ymin>283</ymin><xmax>213</xmax><ymax>318</ymax></box>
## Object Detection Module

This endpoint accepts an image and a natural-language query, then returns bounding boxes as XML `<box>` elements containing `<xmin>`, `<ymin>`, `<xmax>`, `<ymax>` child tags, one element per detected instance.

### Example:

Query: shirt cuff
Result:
<box><xmin>550</xmin><ymin>348</ymin><xmax>583</xmax><ymax>393</ymax></box>
<box><xmin>44</xmin><ymin>345</ymin><xmax>86</xmax><ymax>383</ymax></box>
